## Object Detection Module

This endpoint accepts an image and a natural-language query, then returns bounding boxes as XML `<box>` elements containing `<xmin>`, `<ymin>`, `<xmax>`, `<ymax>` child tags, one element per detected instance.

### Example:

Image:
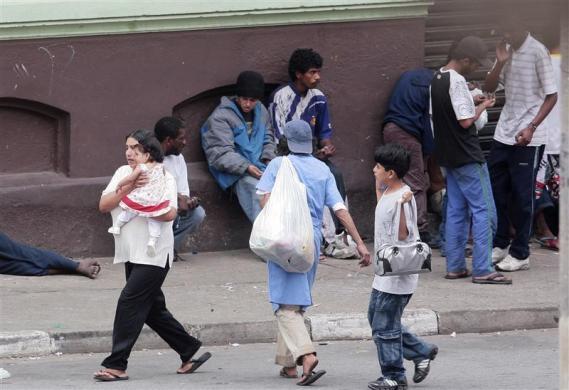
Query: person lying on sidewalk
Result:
<box><xmin>0</xmin><ymin>231</ymin><xmax>100</xmax><ymax>279</ymax></box>
<box><xmin>256</xmin><ymin>120</ymin><xmax>371</xmax><ymax>386</ymax></box>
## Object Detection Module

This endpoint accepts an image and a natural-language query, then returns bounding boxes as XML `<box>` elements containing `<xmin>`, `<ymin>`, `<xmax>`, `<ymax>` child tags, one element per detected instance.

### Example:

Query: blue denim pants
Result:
<box><xmin>173</xmin><ymin>205</ymin><xmax>206</xmax><ymax>251</ymax></box>
<box><xmin>0</xmin><ymin>232</ymin><xmax>78</xmax><ymax>276</ymax></box>
<box><xmin>233</xmin><ymin>175</ymin><xmax>262</xmax><ymax>223</ymax></box>
<box><xmin>368</xmin><ymin>289</ymin><xmax>436</xmax><ymax>381</ymax></box>
<box><xmin>445</xmin><ymin>163</ymin><xmax>496</xmax><ymax>277</ymax></box>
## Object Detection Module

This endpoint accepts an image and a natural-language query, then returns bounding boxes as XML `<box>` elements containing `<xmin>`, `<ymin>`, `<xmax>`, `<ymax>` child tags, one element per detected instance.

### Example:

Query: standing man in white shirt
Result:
<box><xmin>154</xmin><ymin>117</ymin><xmax>206</xmax><ymax>262</ymax></box>
<box><xmin>483</xmin><ymin>19</ymin><xmax>558</xmax><ymax>272</ymax></box>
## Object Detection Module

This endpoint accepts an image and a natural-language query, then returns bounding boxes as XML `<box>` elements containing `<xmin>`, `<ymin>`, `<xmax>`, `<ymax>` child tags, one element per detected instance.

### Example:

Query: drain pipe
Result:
<box><xmin>560</xmin><ymin>2</ymin><xmax>568</xmax><ymax>388</ymax></box>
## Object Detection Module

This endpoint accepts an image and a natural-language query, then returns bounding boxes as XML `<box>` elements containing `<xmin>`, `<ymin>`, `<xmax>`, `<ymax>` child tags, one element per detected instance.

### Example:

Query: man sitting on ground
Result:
<box><xmin>201</xmin><ymin>70</ymin><xmax>276</xmax><ymax>222</ymax></box>
<box><xmin>155</xmin><ymin>117</ymin><xmax>206</xmax><ymax>261</ymax></box>
<box><xmin>270</xmin><ymin>48</ymin><xmax>352</xmax><ymax>258</ymax></box>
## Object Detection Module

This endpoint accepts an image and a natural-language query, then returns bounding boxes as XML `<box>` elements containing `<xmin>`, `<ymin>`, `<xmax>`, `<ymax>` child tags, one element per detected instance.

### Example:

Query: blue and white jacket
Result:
<box><xmin>201</xmin><ymin>96</ymin><xmax>276</xmax><ymax>190</ymax></box>
<box><xmin>270</xmin><ymin>83</ymin><xmax>333</xmax><ymax>140</ymax></box>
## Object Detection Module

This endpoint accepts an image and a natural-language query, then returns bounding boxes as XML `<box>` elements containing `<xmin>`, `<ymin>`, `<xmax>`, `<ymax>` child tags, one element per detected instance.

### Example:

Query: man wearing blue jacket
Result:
<box><xmin>382</xmin><ymin>68</ymin><xmax>435</xmax><ymax>243</ymax></box>
<box><xmin>201</xmin><ymin>71</ymin><xmax>276</xmax><ymax>222</ymax></box>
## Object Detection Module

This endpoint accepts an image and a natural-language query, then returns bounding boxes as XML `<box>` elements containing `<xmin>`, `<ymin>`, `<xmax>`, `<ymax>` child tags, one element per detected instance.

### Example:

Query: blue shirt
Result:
<box><xmin>383</xmin><ymin>68</ymin><xmax>434</xmax><ymax>155</ymax></box>
<box><xmin>257</xmin><ymin>155</ymin><xmax>343</xmax><ymax>311</ymax></box>
<box><xmin>270</xmin><ymin>83</ymin><xmax>333</xmax><ymax>140</ymax></box>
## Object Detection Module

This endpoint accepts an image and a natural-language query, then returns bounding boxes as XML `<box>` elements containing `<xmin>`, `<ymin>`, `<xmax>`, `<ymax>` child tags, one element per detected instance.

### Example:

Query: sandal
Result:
<box><xmin>444</xmin><ymin>270</ymin><xmax>471</xmax><ymax>280</ymax></box>
<box><xmin>93</xmin><ymin>370</ymin><xmax>129</xmax><ymax>382</ymax></box>
<box><xmin>472</xmin><ymin>272</ymin><xmax>512</xmax><ymax>285</ymax></box>
<box><xmin>296</xmin><ymin>355</ymin><xmax>326</xmax><ymax>386</ymax></box>
<box><xmin>297</xmin><ymin>370</ymin><xmax>326</xmax><ymax>386</ymax></box>
<box><xmin>177</xmin><ymin>352</ymin><xmax>212</xmax><ymax>374</ymax></box>
<box><xmin>536</xmin><ymin>236</ymin><xmax>559</xmax><ymax>251</ymax></box>
<box><xmin>280</xmin><ymin>367</ymin><xmax>298</xmax><ymax>379</ymax></box>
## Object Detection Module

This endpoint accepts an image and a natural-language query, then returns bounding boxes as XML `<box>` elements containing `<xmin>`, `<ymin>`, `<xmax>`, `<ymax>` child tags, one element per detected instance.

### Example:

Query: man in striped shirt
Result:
<box><xmin>483</xmin><ymin>20</ymin><xmax>558</xmax><ymax>272</ymax></box>
<box><xmin>270</xmin><ymin>48</ymin><xmax>347</xmax><ymax>237</ymax></box>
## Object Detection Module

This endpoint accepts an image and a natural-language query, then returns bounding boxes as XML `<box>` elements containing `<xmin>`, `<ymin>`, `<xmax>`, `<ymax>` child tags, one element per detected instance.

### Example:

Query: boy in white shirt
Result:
<box><xmin>367</xmin><ymin>143</ymin><xmax>438</xmax><ymax>390</ymax></box>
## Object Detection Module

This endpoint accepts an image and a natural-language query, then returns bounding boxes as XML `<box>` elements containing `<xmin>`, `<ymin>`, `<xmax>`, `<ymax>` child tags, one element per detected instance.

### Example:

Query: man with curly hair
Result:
<box><xmin>270</xmin><ymin>48</ymin><xmax>348</xmax><ymax>241</ymax></box>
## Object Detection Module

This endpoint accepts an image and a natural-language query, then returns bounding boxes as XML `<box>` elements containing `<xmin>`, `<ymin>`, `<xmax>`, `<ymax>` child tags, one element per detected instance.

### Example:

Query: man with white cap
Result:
<box><xmin>256</xmin><ymin>119</ymin><xmax>371</xmax><ymax>386</ymax></box>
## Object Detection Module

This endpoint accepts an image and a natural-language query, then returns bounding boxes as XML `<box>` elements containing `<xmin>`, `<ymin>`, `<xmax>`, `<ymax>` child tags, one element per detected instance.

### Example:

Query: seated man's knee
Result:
<box><xmin>192</xmin><ymin>205</ymin><xmax>206</xmax><ymax>225</ymax></box>
<box><xmin>241</xmin><ymin>175</ymin><xmax>260</xmax><ymax>188</ymax></box>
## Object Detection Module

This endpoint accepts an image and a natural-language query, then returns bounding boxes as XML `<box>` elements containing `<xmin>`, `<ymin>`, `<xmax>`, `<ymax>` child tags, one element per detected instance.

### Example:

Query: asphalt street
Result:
<box><xmin>0</xmin><ymin>329</ymin><xmax>558</xmax><ymax>390</ymax></box>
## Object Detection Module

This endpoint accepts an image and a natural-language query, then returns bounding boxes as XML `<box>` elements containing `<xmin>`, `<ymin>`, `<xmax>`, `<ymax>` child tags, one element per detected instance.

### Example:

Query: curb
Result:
<box><xmin>0</xmin><ymin>331</ymin><xmax>55</xmax><ymax>357</ymax></box>
<box><xmin>0</xmin><ymin>307</ymin><xmax>558</xmax><ymax>358</ymax></box>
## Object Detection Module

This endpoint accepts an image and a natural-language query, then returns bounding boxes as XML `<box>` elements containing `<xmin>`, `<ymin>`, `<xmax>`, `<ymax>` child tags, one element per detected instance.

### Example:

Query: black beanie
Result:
<box><xmin>236</xmin><ymin>71</ymin><xmax>265</xmax><ymax>100</ymax></box>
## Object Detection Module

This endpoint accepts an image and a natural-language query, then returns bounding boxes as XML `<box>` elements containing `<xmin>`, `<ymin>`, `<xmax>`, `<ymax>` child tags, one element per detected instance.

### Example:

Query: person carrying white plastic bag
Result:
<box><xmin>255</xmin><ymin>119</ymin><xmax>371</xmax><ymax>386</ymax></box>
<box><xmin>250</xmin><ymin>156</ymin><xmax>314</xmax><ymax>272</ymax></box>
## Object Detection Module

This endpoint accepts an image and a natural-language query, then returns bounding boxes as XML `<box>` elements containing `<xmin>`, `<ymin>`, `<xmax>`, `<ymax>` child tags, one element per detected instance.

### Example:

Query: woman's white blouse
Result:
<box><xmin>102</xmin><ymin>165</ymin><xmax>177</xmax><ymax>268</ymax></box>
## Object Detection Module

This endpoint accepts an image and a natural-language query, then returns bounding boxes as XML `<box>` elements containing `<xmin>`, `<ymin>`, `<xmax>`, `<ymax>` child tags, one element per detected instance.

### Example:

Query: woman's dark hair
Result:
<box><xmin>154</xmin><ymin>116</ymin><xmax>183</xmax><ymax>143</ymax></box>
<box><xmin>374</xmin><ymin>143</ymin><xmax>411</xmax><ymax>179</ymax></box>
<box><xmin>126</xmin><ymin>129</ymin><xmax>164</xmax><ymax>163</ymax></box>
<box><xmin>288</xmin><ymin>48</ymin><xmax>323</xmax><ymax>81</ymax></box>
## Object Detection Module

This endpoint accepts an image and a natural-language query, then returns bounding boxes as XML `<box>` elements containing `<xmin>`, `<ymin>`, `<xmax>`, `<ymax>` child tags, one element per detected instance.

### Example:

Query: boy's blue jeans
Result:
<box><xmin>368</xmin><ymin>289</ymin><xmax>436</xmax><ymax>381</ymax></box>
<box><xmin>445</xmin><ymin>163</ymin><xmax>496</xmax><ymax>277</ymax></box>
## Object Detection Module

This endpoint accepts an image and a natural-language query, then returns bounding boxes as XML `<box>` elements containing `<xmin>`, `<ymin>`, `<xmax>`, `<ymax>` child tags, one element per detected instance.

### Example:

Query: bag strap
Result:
<box><xmin>281</xmin><ymin>156</ymin><xmax>304</xmax><ymax>184</ymax></box>
<box><xmin>389</xmin><ymin>195</ymin><xmax>420</xmax><ymax>244</ymax></box>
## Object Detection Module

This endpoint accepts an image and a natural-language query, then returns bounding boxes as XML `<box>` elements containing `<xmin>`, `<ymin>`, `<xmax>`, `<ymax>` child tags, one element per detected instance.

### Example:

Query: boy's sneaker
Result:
<box><xmin>368</xmin><ymin>377</ymin><xmax>408</xmax><ymax>390</ymax></box>
<box><xmin>491</xmin><ymin>246</ymin><xmax>509</xmax><ymax>265</ymax></box>
<box><xmin>413</xmin><ymin>346</ymin><xmax>438</xmax><ymax>383</ymax></box>
<box><xmin>495</xmin><ymin>254</ymin><xmax>529</xmax><ymax>272</ymax></box>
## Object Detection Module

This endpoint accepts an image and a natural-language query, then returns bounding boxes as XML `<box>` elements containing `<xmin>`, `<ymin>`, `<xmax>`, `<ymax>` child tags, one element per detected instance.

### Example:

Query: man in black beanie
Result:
<box><xmin>200</xmin><ymin>71</ymin><xmax>276</xmax><ymax>222</ymax></box>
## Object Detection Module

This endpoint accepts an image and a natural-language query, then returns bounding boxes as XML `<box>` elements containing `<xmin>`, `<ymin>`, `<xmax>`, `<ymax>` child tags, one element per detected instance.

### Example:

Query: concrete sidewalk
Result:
<box><xmin>0</xmin><ymin>243</ymin><xmax>559</xmax><ymax>357</ymax></box>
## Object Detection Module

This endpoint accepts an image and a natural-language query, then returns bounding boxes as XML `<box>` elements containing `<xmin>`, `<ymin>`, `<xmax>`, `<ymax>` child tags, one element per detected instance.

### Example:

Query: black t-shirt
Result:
<box><xmin>430</xmin><ymin>69</ymin><xmax>485</xmax><ymax>168</ymax></box>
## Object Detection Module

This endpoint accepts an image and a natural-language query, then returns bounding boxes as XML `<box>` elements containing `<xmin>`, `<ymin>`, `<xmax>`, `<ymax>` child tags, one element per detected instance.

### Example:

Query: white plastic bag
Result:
<box><xmin>249</xmin><ymin>157</ymin><xmax>315</xmax><ymax>273</ymax></box>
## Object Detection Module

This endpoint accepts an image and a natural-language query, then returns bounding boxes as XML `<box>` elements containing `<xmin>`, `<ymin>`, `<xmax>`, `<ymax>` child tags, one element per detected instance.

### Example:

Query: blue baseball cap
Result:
<box><xmin>283</xmin><ymin>120</ymin><xmax>313</xmax><ymax>154</ymax></box>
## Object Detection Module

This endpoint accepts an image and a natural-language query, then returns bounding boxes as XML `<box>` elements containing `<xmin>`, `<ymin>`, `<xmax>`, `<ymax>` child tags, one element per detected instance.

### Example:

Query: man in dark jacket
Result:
<box><xmin>201</xmin><ymin>71</ymin><xmax>276</xmax><ymax>222</ymax></box>
<box><xmin>382</xmin><ymin>68</ymin><xmax>435</xmax><ymax>243</ymax></box>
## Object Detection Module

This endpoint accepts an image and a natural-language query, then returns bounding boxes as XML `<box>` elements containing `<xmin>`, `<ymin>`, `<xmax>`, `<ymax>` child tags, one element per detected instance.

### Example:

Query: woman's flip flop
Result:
<box><xmin>177</xmin><ymin>352</ymin><xmax>212</xmax><ymax>374</ymax></box>
<box><xmin>93</xmin><ymin>370</ymin><xmax>129</xmax><ymax>382</ymax></box>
